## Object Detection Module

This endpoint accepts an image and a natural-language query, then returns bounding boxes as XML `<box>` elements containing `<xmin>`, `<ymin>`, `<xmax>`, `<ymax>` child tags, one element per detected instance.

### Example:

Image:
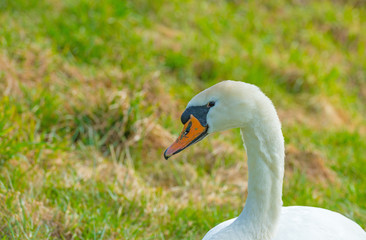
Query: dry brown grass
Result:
<box><xmin>139</xmin><ymin>24</ymin><xmax>183</xmax><ymax>52</ymax></box>
<box><xmin>285</xmin><ymin>144</ymin><xmax>337</xmax><ymax>184</ymax></box>
<box><xmin>277</xmin><ymin>95</ymin><xmax>359</xmax><ymax>131</ymax></box>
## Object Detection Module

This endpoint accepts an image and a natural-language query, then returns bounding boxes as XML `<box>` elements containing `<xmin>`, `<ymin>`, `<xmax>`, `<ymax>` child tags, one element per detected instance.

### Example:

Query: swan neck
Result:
<box><xmin>234</xmin><ymin>114</ymin><xmax>284</xmax><ymax>239</ymax></box>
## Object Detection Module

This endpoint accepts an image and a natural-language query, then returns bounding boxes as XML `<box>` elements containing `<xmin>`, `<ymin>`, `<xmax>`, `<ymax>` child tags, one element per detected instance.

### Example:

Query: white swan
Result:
<box><xmin>164</xmin><ymin>81</ymin><xmax>366</xmax><ymax>240</ymax></box>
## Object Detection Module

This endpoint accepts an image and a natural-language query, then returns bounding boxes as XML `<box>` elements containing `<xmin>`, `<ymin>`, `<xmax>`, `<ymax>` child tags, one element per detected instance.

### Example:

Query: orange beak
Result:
<box><xmin>164</xmin><ymin>114</ymin><xmax>208</xmax><ymax>159</ymax></box>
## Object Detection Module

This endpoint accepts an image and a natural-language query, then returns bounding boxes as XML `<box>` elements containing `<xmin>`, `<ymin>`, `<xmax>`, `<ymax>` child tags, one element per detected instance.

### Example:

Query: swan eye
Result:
<box><xmin>207</xmin><ymin>101</ymin><xmax>215</xmax><ymax>108</ymax></box>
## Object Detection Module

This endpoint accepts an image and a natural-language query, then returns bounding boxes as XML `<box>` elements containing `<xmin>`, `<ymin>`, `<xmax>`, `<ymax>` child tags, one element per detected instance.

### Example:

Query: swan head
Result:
<box><xmin>164</xmin><ymin>80</ymin><xmax>266</xmax><ymax>159</ymax></box>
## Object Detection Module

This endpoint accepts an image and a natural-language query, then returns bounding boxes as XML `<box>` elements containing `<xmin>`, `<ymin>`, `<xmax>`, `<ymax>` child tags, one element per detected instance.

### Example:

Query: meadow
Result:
<box><xmin>0</xmin><ymin>0</ymin><xmax>365</xmax><ymax>239</ymax></box>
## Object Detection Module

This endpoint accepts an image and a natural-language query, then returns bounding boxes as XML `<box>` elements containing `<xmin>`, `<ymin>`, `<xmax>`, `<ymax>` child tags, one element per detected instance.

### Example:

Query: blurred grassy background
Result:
<box><xmin>0</xmin><ymin>0</ymin><xmax>365</xmax><ymax>239</ymax></box>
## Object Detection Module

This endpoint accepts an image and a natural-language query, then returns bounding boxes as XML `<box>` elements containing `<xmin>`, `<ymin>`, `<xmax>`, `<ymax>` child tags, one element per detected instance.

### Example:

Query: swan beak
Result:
<box><xmin>164</xmin><ymin>114</ymin><xmax>208</xmax><ymax>160</ymax></box>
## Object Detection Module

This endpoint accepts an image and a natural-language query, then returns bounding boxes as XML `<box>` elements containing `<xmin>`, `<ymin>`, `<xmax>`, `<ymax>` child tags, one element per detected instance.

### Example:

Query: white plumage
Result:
<box><xmin>203</xmin><ymin>206</ymin><xmax>366</xmax><ymax>240</ymax></box>
<box><xmin>172</xmin><ymin>81</ymin><xmax>366</xmax><ymax>240</ymax></box>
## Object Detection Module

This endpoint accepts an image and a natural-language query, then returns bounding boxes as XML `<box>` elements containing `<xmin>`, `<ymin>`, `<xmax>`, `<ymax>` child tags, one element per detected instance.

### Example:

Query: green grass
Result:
<box><xmin>0</xmin><ymin>0</ymin><xmax>366</xmax><ymax>239</ymax></box>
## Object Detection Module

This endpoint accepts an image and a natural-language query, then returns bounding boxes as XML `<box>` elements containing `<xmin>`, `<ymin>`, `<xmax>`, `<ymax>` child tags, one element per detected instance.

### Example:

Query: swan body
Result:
<box><xmin>164</xmin><ymin>81</ymin><xmax>366</xmax><ymax>240</ymax></box>
<box><xmin>203</xmin><ymin>206</ymin><xmax>366</xmax><ymax>240</ymax></box>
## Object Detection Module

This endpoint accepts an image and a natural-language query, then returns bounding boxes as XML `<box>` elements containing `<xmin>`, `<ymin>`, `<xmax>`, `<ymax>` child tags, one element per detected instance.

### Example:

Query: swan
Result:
<box><xmin>164</xmin><ymin>81</ymin><xmax>366</xmax><ymax>240</ymax></box>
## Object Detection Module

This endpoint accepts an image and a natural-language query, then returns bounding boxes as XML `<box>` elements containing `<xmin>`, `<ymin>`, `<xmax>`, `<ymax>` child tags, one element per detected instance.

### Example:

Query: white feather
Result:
<box><xmin>185</xmin><ymin>81</ymin><xmax>366</xmax><ymax>240</ymax></box>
